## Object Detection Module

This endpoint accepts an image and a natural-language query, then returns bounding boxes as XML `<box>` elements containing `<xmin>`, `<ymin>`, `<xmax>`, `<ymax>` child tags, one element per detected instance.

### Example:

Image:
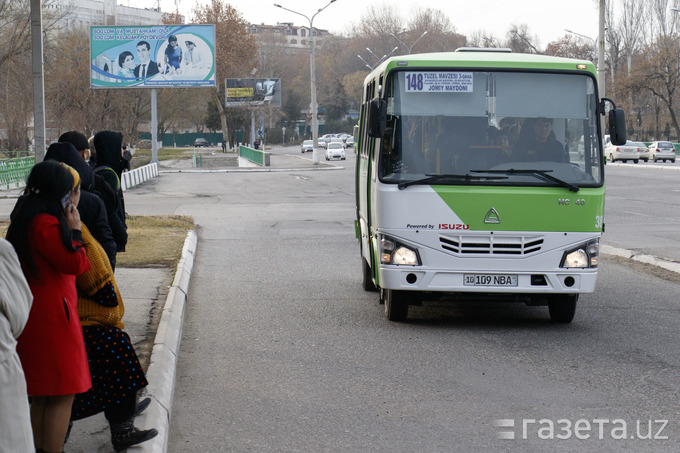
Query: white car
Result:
<box><xmin>319</xmin><ymin>134</ymin><xmax>333</xmax><ymax>149</ymax></box>
<box><xmin>628</xmin><ymin>141</ymin><xmax>649</xmax><ymax>162</ymax></box>
<box><xmin>301</xmin><ymin>140</ymin><xmax>314</xmax><ymax>153</ymax></box>
<box><xmin>325</xmin><ymin>142</ymin><xmax>346</xmax><ymax>160</ymax></box>
<box><xmin>604</xmin><ymin>137</ymin><xmax>639</xmax><ymax>163</ymax></box>
<box><xmin>648</xmin><ymin>141</ymin><xmax>676</xmax><ymax>163</ymax></box>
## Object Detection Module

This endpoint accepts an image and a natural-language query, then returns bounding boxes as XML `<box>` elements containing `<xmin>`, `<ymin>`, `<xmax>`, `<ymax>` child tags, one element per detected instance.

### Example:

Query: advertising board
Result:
<box><xmin>90</xmin><ymin>25</ymin><xmax>215</xmax><ymax>88</ymax></box>
<box><xmin>225</xmin><ymin>78</ymin><xmax>282</xmax><ymax>107</ymax></box>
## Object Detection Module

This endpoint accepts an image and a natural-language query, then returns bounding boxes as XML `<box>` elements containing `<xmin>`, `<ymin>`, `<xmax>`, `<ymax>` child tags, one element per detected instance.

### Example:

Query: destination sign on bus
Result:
<box><xmin>405</xmin><ymin>72</ymin><xmax>473</xmax><ymax>93</ymax></box>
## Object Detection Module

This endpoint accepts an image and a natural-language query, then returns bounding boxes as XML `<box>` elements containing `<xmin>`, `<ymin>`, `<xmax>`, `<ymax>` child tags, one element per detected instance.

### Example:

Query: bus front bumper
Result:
<box><xmin>379</xmin><ymin>267</ymin><xmax>598</xmax><ymax>294</ymax></box>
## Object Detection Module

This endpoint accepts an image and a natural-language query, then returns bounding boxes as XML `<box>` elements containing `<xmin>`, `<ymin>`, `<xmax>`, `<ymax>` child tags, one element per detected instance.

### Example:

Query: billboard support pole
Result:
<box><xmin>151</xmin><ymin>88</ymin><xmax>158</xmax><ymax>163</ymax></box>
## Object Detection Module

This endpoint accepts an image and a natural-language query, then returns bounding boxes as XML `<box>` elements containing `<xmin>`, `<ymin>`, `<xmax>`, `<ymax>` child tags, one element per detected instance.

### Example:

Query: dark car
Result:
<box><xmin>193</xmin><ymin>138</ymin><xmax>208</xmax><ymax>147</ymax></box>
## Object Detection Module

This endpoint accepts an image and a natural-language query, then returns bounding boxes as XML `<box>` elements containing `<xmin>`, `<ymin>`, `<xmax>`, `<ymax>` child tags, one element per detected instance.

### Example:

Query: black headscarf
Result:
<box><xmin>58</xmin><ymin>131</ymin><xmax>90</xmax><ymax>152</ymax></box>
<box><xmin>6</xmin><ymin>160</ymin><xmax>78</xmax><ymax>277</ymax></box>
<box><xmin>45</xmin><ymin>142</ymin><xmax>95</xmax><ymax>192</ymax></box>
<box><xmin>93</xmin><ymin>131</ymin><xmax>125</xmax><ymax>175</ymax></box>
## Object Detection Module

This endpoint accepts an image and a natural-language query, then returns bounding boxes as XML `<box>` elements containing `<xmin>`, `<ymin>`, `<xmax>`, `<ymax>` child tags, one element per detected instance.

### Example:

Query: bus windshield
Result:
<box><xmin>378</xmin><ymin>70</ymin><xmax>602</xmax><ymax>188</ymax></box>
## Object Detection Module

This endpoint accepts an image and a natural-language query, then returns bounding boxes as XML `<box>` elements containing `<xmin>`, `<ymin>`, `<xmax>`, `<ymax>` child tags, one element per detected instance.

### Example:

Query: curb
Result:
<box><xmin>601</xmin><ymin>244</ymin><xmax>680</xmax><ymax>274</ymax></box>
<box><xmin>130</xmin><ymin>230</ymin><xmax>197</xmax><ymax>453</ymax></box>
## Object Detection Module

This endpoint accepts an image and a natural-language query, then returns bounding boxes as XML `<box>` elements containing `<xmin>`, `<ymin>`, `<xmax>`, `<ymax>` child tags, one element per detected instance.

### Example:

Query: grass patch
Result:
<box><xmin>119</xmin><ymin>215</ymin><xmax>195</xmax><ymax>267</ymax></box>
<box><xmin>0</xmin><ymin>215</ymin><xmax>194</xmax><ymax>268</ymax></box>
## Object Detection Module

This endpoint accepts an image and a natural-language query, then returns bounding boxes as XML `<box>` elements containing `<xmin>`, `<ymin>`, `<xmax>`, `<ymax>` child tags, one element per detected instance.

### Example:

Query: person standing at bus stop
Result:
<box><xmin>7</xmin><ymin>160</ymin><xmax>92</xmax><ymax>453</ymax></box>
<box><xmin>0</xmin><ymin>238</ymin><xmax>35</xmax><ymax>452</ymax></box>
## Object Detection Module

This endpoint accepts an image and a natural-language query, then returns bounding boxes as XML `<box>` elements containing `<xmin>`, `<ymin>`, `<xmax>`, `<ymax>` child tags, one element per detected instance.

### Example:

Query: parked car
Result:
<box><xmin>325</xmin><ymin>142</ymin><xmax>346</xmax><ymax>160</ymax></box>
<box><xmin>329</xmin><ymin>137</ymin><xmax>344</xmax><ymax>148</ymax></box>
<box><xmin>628</xmin><ymin>141</ymin><xmax>650</xmax><ymax>162</ymax></box>
<box><xmin>648</xmin><ymin>141</ymin><xmax>676</xmax><ymax>163</ymax></box>
<box><xmin>301</xmin><ymin>140</ymin><xmax>314</xmax><ymax>153</ymax></box>
<box><xmin>604</xmin><ymin>137</ymin><xmax>639</xmax><ymax>163</ymax></box>
<box><xmin>193</xmin><ymin>138</ymin><xmax>208</xmax><ymax>147</ymax></box>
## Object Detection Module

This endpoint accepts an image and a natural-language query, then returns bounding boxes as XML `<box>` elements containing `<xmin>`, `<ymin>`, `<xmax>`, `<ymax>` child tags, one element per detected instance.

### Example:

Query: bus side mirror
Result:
<box><xmin>608</xmin><ymin>108</ymin><xmax>627</xmax><ymax>145</ymax></box>
<box><xmin>367</xmin><ymin>99</ymin><xmax>386</xmax><ymax>138</ymax></box>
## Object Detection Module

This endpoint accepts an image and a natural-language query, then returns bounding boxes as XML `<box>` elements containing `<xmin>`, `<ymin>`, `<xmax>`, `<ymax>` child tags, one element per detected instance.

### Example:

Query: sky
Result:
<box><xmin>134</xmin><ymin>0</ymin><xmax>602</xmax><ymax>47</ymax></box>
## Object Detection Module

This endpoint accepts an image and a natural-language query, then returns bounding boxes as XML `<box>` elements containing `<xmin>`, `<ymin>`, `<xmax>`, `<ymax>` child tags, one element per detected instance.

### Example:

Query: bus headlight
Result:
<box><xmin>380</xmin><ymin>236</ymin><xmax>420</xmax><ymax>265</ymax></box>
<box><xmin>561</xmin><ymin>240</ymin><xmax>599</xmax><ymax>268</ymax></box>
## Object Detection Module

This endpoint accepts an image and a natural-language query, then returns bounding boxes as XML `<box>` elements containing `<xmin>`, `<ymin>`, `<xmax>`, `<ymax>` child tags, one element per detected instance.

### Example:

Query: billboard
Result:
<box><xmin>90</xmin><ymin>25</ymin><xmax>215</xmax><ymax>88</ymax></box>
<box><xmin>226</xmin><ymin>78</ymin><xmax>282</xmax><ymax>107</ymax></box>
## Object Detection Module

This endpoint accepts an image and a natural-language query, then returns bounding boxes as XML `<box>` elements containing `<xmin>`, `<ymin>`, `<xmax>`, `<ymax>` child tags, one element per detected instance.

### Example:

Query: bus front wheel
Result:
<box><xmin>382</xmin><ymin>289</ymin><xmax>409</xmax><ymax>321</ymax></box>
<box><xmin>548</xmin><ymin>294</ymin><xmax>578</xmax><ymax>323</ymax></box>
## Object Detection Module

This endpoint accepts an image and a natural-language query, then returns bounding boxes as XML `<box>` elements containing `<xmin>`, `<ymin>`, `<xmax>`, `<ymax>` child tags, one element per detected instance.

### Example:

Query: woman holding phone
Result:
<box><xmin>6</xmin><ymin>160</ymin><xmax>92</xmax><ymax>453</ymax></box>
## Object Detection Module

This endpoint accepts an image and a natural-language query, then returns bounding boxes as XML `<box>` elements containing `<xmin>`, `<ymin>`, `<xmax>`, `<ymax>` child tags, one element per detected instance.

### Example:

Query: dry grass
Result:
<box><xmin>0</xmin><ymin>215</ymin><xmax>194</xmax><ymax>268</ymax></box>
<box><xmin>119</xmin><ymin>215</ymin><xmax>195</xmax><ymax>267</ymax></box>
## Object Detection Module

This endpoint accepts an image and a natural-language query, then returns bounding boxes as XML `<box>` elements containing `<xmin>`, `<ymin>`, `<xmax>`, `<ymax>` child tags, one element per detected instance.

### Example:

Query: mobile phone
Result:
<box><xmin>60</xmin><ymin>193</ymin><xmax>71</xmax><ymax>211</ymax></box>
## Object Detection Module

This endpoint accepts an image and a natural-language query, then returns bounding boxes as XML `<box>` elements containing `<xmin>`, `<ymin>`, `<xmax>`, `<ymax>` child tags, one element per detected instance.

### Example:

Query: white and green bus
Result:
<box><xmin>355</xmin><ymin>49</ymin><xmax>626</xmax><ymax>323</ymax></box>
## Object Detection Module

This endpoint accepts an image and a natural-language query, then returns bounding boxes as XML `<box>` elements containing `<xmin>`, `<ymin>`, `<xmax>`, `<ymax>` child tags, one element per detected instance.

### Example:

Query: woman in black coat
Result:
<box><xmin>93</xmin><ymin>131</ymin><xmax>128</xmax><ymax>254</ymax></box>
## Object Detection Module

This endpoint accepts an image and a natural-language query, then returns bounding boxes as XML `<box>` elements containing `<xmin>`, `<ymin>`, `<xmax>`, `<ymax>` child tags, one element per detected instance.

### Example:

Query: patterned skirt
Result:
<box><xmin>71</xmin><ymin>325</ymin><xmax>148</xmax><ymax>420</ymax></box>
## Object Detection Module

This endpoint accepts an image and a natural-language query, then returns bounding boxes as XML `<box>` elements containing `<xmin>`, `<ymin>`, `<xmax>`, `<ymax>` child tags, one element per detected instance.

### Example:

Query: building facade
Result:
<box><xmin>46</xmin><ymin>0</ymin><xmax>180</xmax><ymax>28</ymax></box>
<box><xmin>248</xmin><ymin>22</ymin><xmax>330</xmax><ymax>50</ymax></box>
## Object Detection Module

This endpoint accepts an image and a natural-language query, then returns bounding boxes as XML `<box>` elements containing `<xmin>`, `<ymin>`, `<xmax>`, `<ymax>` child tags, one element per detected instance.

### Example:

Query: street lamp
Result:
<box><xmin>389</xmin><ymin>30</ymin><xmax>428</xmax><ymax>54</ymax></box>
<box><xmin>274</xmin><ymin>0</ymin><xmax>337</xmax><ymax>164</ymax></box>
<box><xmin>357</xmin><ymin>54</ymin><xmax>372</xmax><ymax>71</ymax></box>
<box><xmin>360</xmin><ymin>46</ymin><xmax>399</xmax><ymax>70</ymax></box>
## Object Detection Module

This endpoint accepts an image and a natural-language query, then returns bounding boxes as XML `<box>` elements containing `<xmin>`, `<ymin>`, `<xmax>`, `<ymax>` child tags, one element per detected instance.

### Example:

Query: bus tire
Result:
<box><xmin>548</xmin><ymin>294</ymin><xmax>578</xmax><ymax>323</ymax></box>
<box><xmin>383</xmin><ymin>289</ymin><xmax>408</xmax><ymax>321</ymax></box>
<box><xmin>362</xmin><ymin>258</ymin><xmax>377</xmax><ymax>292</ymax></box>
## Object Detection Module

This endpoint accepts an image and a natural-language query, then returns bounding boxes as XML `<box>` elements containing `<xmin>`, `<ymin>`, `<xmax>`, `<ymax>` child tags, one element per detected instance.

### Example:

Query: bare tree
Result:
<box><xmin>351</xmin><ymin>3</ymin><xmax>403</xmax><ymax>39</ymax></box>
<box><xmin>192</xmin><ymin>0</ymin><xmax>258</xmax><ymax>150</ymax></box>
<box><xmin>465</xmin><ymin>30</ymin><xmax>502</xmax><ymax>48</ymax></box>
<box><xmin>627</xmin><ymin>35</ymin><xmax>680</xmax><ymax>139</ymax></box>
<box><xmin>618</xmin><ymin>0</ymin><xmax>646</xmax><ymax>77</ymax></box>
<box><xmin>505</xmin><ymin>24</ymin><xmax>541</xmax><ymax>54</ymax></box>
<box><xmin>545</xmin><ymin>34</ymin><xmax>595</xmax><ymax>60</ymax></box>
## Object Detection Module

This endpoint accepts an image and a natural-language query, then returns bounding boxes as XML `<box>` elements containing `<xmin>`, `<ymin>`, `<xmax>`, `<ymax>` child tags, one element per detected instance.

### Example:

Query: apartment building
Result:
<box><xmin>248</xmin><ymin>22</ymin><xmax>331</xmax><ymax>49</ymax></box>
<box><xmin>45</xmin><ymin>0</ymin><xmax>181</xmax><ymax>28</ymax></box>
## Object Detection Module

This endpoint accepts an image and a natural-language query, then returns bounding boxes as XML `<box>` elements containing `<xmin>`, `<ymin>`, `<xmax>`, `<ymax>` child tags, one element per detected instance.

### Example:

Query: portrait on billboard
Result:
<box><xmin>91</xmin><ymin>25</ymin><xmax>215</xmax><ymax>88</ymax></box>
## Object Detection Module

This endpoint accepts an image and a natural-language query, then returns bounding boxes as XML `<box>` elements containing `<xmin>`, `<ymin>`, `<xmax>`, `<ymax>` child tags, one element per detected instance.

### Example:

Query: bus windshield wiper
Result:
<box><xmin>398</xmin><ymin>173</ymin><xmax>508</xmax><ymax>190</ymax></box>
<box><xmin>471</xmin><ymin>169</ymin><xmax>580</xmax><ymax>192</ymax></box>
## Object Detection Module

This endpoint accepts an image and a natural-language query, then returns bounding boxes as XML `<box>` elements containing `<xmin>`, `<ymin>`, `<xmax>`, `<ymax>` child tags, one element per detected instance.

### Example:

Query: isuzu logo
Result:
<box><xmin>484</xmin><ymin>208</ymin><xmax>500</xmax><ymax>224</ymax></box>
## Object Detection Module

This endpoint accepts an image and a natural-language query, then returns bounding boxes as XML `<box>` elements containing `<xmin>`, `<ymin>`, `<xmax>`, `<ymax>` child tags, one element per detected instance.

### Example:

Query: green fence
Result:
<box><xmin>0</xmin><ymin>156</ymin><xmax>35</xmax><ymax>189</ymax></box>
<box><xmin>239</xmin><ymin>145</ymin><xmax>268</xmax><ymax>166</ymax></box>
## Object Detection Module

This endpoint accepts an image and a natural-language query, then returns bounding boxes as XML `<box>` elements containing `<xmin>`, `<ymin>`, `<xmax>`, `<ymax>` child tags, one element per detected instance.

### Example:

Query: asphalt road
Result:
<box><xmin>119</xmin><ymin>150</ymin><xmax>680</xmax><ymax>452</ymax></box>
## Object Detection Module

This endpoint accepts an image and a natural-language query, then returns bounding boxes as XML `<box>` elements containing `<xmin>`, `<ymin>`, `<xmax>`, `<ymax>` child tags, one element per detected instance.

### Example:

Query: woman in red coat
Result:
<box><xmin>6</xmin><ymin>160</ymin><xmax>92</xmax><ymax>453</ymax></box>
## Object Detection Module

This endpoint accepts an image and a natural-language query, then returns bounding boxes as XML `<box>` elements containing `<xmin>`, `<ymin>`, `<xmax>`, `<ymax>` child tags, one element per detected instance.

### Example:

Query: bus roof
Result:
<box><xmin>367</xmin><ymin>50</ymin><xmax>596</xmax><ymax>81</ymax></box>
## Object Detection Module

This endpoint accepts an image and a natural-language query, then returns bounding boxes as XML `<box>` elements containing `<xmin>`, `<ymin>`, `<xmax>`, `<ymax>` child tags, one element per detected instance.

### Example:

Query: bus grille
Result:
<box><xmin>439</xmin><ymin>235</ymin><xmax>544</xmax><ymax>255</ymax></box>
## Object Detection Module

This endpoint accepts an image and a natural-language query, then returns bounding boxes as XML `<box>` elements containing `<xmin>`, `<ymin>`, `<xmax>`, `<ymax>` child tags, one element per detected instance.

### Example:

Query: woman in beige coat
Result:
<box><xmin>0</xmin><ymin>238</ymin><xmax>34</xmax><ymax>451</ymax></box>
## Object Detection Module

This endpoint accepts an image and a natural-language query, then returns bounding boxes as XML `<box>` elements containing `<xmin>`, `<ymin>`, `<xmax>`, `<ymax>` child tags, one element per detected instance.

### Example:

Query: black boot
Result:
<box><xmin>134</xmin><ymin>397</ymin><xmax>151</xmax><ymax>416</ymax></box>
<box><xmin>110</xmin><ymin>417</ymin><xmax>158</xmax><ymax>452</ymax></box>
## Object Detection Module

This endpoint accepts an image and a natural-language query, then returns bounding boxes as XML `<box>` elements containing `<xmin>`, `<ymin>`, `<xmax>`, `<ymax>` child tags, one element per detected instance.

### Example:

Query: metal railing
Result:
<box><xmin>239</xmin><ymin>145</ymin><xmax>269</xmax><ymax>167</ymax></box>
<box><xmin>0</xmin><ymin>156</ymin><xmax>35</xmax><ymax>189</ymax></box>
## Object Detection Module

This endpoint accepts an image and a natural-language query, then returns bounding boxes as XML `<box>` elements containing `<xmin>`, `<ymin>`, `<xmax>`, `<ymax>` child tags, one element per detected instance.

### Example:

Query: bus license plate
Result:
<box><xmin>464</xmin><ymin>274</ymin><xmax>518</xmax><ymax>287</ymax></box>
